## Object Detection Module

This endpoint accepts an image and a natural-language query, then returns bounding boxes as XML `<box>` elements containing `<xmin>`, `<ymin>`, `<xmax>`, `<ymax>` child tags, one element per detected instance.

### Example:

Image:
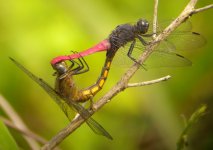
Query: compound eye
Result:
<box><xmin>141</xmin><ymin>20</ymin><xmax>149</xmax><ymax>28</ymax></box>
<box><xmin>137</xmin><ymin>19</ymin><xmax>149</xmax><ymax>34</ymax></box>
<box><xmin>54</xmin><ymin>62</ymin><xmax>68</xmax><ymax>74</ymax></box>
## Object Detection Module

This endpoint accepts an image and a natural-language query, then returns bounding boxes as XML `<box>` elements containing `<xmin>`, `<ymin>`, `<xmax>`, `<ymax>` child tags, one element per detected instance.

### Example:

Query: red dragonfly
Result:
<box><xmin>51</xmin><ymin>18</ymin><xmax>205</xmax><ymax>68</ymax></box>
<box><xmin>10</xmin><ymin>57</ymin><xmax>113</xmax><ymax>140</ymax></box>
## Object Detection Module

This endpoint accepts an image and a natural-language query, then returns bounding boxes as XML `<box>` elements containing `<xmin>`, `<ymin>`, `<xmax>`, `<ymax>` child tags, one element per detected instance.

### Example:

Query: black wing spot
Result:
<box><xmin>192</xmin><ymin>32</ymin><xmax>200</xmax><ymax>35</ymax></box>
<box><xmin>176</xmin><ymin>53</ymin><xmax>185</xmax><ymax>58</ymax></box>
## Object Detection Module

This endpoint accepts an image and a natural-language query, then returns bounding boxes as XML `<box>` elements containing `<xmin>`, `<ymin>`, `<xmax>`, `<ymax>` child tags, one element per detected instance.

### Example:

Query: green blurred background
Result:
<box><xmin>0</xmin><ymin>0</ymin><xmax>212</xmax><ymax>149</ymax></box>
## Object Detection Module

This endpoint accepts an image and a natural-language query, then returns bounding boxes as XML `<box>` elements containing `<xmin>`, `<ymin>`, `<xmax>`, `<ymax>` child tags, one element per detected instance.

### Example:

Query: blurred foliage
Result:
<box><xmin>176</xmin><ymin>105</ymin><xmax>207</xmax><ymax>150</ymax></box>
<box><xmin>0</xmin><ymin>120</ymin><xmax>19</xmax><ymax>150</ymax></box>
<box><xmin>0</xmin><ymin>0</ymin><xmax>212</xmax><ymax>149</ymax></box>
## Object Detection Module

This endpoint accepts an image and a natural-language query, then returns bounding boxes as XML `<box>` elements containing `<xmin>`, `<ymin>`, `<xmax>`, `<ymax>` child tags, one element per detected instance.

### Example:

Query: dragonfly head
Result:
<box><xmin>135</xmin><ymin>19</ymin><xmax>149</xmax><ymax>35</ymax></box>
<box><xmin>53</xmin><ymin>61</ymin><xmax>69</xmax><ymax>76</ymax></box>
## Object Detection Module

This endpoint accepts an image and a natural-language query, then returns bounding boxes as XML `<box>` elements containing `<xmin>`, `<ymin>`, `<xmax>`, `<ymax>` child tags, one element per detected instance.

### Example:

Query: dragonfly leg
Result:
<box><xmin>89</xmin><ymin>96</ymin><xmax>96</xmax><ymax>111</ymax></box>
<box><xmin>137</xmin><ymin>35</ymin><xmax>148</xmax><ymax>46</ymax></box>
<box><xmin>67</xmin><ymin>51</ymin><xmax>86</xmax><ymax>74</ymax></box>
<box><xmin>127</xmin><ymin>39</ymin><xmax>137</xmax><ymax>62</ymax></box>
<box><xmin>127</xmin><ymin>39</ymin><xmax>147</xmax><ymax>70</ymax></box>
<box><xmin>80</xmin><ymin>95</ymin><xmax>95</xmax><ymax>111</ymax></box>
<box><xmin>142</xmin><ymin>33</ymin><xmax>154</xmax><ymax>37</ymax></box>
<box><xmin>70</xmin><ymin>55</ymin><xmax>89</xmax><ymax>75</ymax></box>
<box><xmin>75</xmin><ymin>56</ymin><xmax>89</xmax><ymax>74</ymax></box>
<box><xmin>127</xmin><ymin>39</ymin><xmax>144</xmax><ymax>65</ymax></box>
<box><xmin>69</xmin><ymin>60</ymin><xmax>75</xmax><ymax>68</ymax></box>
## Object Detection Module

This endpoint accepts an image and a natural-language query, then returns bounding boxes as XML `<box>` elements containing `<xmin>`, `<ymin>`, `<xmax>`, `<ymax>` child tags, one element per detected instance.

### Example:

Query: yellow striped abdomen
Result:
<box><xmin>79</xmin><ymin>58</ymin><xmax>112</xmax><ymax>101</ymax></box>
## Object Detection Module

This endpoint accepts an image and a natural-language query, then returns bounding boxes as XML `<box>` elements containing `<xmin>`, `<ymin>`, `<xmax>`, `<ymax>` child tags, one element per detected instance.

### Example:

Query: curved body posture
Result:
<box><xmin>51</xmin><ymin>18</ymin><xmax>205</xmax><ymax>68</ymax></box>
<box><xmin>54</xmin><ymin>56</ymin><xmax>111</xmax><ymax>103</ymax></box>
<box><xmin>10</xmin><ymin>57</ymin><xmax>113</xmax><ymax>140</ymax></box>
<box><xmin>51</xmin><ymin>19</ymin><xmax>150</xmax><ymax>98</ymax></box>
<box><xmin>51</xmin><ymin>18</ymin><xmax>150</xmax><ymax>65</ymax></box>
<box><xmin>51</xmin><ymin>19</ymin><xmax>205</xmax><ymax>98</ymax></box>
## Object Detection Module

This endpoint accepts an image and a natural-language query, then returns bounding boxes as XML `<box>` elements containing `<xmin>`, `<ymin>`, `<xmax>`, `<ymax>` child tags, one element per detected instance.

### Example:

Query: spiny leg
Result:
<box><xmin>68</xmin><ymin>51</ymin><xmax>82</xmax><ymax>72</ymax></box>
<box><xmin>127</xmin><ymin>39</ymin><xmax>137</xmax><ymax>63</ymax></box>
<box><xmin>67</xmin><ymin>51</ymin><xmax>89</xmax><ymax>75</ymax></box>
<box><xmin>74</xmin><ymin>56</ymin><xmax>89</xmax><ymax>75</ymax></box>
<box><xmin>70</xmin><ymin>60</ymin><xmax>82</xmax><ymax>73</ymax></box>
<box><xmin>89</xmin><ymin>96</ymin><xmax>96</xmax><ymax>111</ymax></box>
<box><xmin>137</xmin><ymin>35</ymin><xmax>148</xmax><ymax>46</ymax></box>
<box><xmin>127</xmin><ymin>38</ymin><xmax>147</xmax><ymax>70</ymax></box>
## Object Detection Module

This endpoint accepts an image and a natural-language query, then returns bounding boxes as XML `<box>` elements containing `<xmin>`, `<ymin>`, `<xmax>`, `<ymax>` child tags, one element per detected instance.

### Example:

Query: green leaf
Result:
<box><xmin>176</xmin><ymin>105</ymin><xmax>207</xmax><ymax>150</ymax></box>
<box><xmin>0</xmin><ymin>120</ymin><xmax>19</xmax><ymax>150</ymax></box>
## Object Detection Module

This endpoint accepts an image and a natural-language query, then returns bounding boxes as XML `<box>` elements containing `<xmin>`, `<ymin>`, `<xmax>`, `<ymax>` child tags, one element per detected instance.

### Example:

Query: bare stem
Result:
<box><xmin>0</xmin><ymin>116</ymin><xmax>47</xmax><ymax>144</ymax></box>
<box><xmin>153</xmin><ymin>0</ymin><xmax>159</xmax><ymax>37</ymax></box>
<box><xmin>127</xmin><ymin>75</ymin><xmax>171</xmax><ymax>88</ymax></box>
<box><xmin>193</xmin><ymin>4</ymin><xmax>213</xmax><ymax>14</ymax></box>
<box><xmin>0</xmin><ymin>95</ymin><xmax>40</xmax><ymax>150</ymax></box>
<box><xmin>41</xmin><ymin>0</ymin><xmax>213</xmax><ymax>149</ymax></box>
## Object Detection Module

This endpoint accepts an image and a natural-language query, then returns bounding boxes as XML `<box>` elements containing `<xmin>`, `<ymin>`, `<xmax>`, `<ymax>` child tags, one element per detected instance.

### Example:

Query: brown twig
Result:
<box><xmin>0</xmin><ymin>116</ymin><xmax>47</xmax><ymax>144</ymax></box>
<box><xmin>41</xmin><ymin>0</ymin><xmax>212</xmax><ymax>149</ymax></box>
<box><xmin>41</xmin><ymin>117</ymin><xmax>85</xmax><ymax>150</ymax></box>
<box><xmin>0</xmin><ymin>95</ymin><xmax>40</xmax><ymax>150</ymax></box>
<box><xmin>127</xmin><ymin>75</ymin><xmax>171</xmax><ymax>88</ymax></box>
<box><xmin>192</xmin><ymin>4</ymin><xmax>213</xmax><ymax>14</ymax></box>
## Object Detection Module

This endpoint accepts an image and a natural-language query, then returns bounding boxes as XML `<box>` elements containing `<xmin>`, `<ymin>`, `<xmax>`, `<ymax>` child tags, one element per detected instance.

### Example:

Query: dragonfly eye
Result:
<box><xmin>136</xmin><ymin>19</ymin><xmax>149</xmax><ymax>34</ymax></box>
<box><xmin>54</xmin><ymin>62</ymin><xmax>68</xmax><ymax>75</ymax></box>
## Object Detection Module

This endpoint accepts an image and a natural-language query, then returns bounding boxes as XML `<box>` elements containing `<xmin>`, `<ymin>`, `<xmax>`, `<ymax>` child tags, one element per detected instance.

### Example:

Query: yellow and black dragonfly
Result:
<box><xmin>10</xmin><ymin>57</ymin><xmax>112</xmax><ymax>140</ymax></box>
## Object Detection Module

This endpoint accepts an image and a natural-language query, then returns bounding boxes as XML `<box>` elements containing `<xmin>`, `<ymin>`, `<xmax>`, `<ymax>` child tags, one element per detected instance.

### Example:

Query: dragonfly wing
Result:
<box><xmin>152</xmin><ymin>20</ymin><xmax>206</xmax><ymax>51</ymax></box>
<box><xmin>10</xmin><ymin>57</ymin><xmax>112</xmax><ymax>140</ymax></box>
<box><xmin>146</xmin><ymin>19</ymin><xmax>192</xmax><ymax>35</ymax></box>
<box><xmin>70</xmin><ymin>102</ymin><xmax>113</xmax><ymax>139</ymax></box>
<box><xmin>9</xmin><ymin>57</ymin><xmax>73</xmax><ymax>117</ymax></box>
<box><xmin>112</xmin><ymin>38</ymin><xmax>192</xmax><ymax>68</ymax></box>
<box><xmin>164</xmin><ymin>32</ymin><xmax>206</xmax><ymax>51</ymax></box>
<box><xmin>86</xmin><ymin>118</ymin><xmax>113</xmax><ymax>140</ymax></box>
<box><xmin>144</xmin><ymin>51</ymin><xmax>192</xmax><ymax>68</ymax></box>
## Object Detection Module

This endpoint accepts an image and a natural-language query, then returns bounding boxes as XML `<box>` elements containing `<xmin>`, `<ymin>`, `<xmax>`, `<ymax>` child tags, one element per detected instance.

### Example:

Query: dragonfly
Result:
<box><xmin>10</xmin><ymin>57</ymin><xmax>113</xmax><ymax>140</ymax></box>
<box><xmin>50</xmin><ymin>18</ymin><xmax>205</xmax><ymax>68</ymax></box>
<box><xmin>51</xmin><ymin>19</ymin><xmax>149</xmax><ymax>65</ymax></box>
<box><xmin>49</xmin><ymin>19</ymin><xmax>206</xmax><ymax>110</ymax></box>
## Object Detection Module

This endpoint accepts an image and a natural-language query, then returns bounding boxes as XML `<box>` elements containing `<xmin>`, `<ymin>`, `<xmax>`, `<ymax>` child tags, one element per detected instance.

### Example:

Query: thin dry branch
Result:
<box><xmin>193</xmin><ymin>4</ymin><xmax>213</xmax><ymax>14</ymax></box>
<box><xmin>94</xmin><ymin>0</ymin><xmax>211</xmax><ymax>111</ymax></box>
<box><xmin>42</xmin><ymin>0</ymin><xmax>212</xmax><ymax>149</ymax></box>
<box><xmin>153</xmin><ymin>0</ymin><xmax>159</xmax><ymax>37</ymax></box>
<box><xmin>0</xmin><ymin>95</ymin><xmax>40</xmax><ymax>150</ymax></box>
<box><xmin>41</xmin><ymin>117</ymin><xmax>85</xmax><ymax>150</ymax></box>
<box><xmin>0</xmin><ymin>116</ymin><xmax>47</xmax><ymax>144</ymax></box>
<box><xmin>127</xmin><ymin>75</ymin><xmax>171</xmax><ymax>88</ymax></box>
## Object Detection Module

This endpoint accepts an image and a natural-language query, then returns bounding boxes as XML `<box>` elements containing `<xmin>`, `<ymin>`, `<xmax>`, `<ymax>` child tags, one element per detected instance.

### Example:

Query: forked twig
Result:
<box><xmin>94</xmin><ymin>0</ymin><xmax>212</xmax><ymax>111</ymax></box>
<box><xmin>42</xmin><ymin>0</ymin><xmax>212</xmax><ymax>149</ymax></box>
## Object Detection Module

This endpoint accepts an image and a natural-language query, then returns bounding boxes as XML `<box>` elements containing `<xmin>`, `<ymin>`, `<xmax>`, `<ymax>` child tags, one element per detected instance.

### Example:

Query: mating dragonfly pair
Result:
<box><xmin>11</xmin><ymin>18</ymin><xmax>205</xmax><ymax>140</ymax></box>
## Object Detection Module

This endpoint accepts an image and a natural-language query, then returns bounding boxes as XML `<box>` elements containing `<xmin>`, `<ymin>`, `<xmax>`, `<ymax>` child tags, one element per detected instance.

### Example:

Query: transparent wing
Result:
<box><xmin>149</xmin><ymin>19</ymin><xmax>206</xmax><ymax>51</ymax></box>
<box><xmin>70</xmin><ymin>102</ymin><xmax>113</xmax><ymax>139</ymax></box>
<box><xmin>10</xmin><ymin>57</ymin><xmax>112</xmax><ymax>140</ymax></box>
<box><xmin>144</xmin><ymin>51</ymin><xmax>192</xmax><ymax>68</ymax></box>
<box><xmin>112</xmin><ymin>20</ymin><xmax>205</xmax><ymax>68</ymax></box>
<box><xmin>113</xmin><ymin>38</ymin><xmax>192</xmax><ymax>69</ymax></box>
<box><xmin>163</xmin><ymin>31</ymin><xmax>206</xmax><ymax>51</ymax></box>
<box><xmin>145</xmin><ymin>19</ymin><xmax>192</xmax><ymax>35</ymax></box>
